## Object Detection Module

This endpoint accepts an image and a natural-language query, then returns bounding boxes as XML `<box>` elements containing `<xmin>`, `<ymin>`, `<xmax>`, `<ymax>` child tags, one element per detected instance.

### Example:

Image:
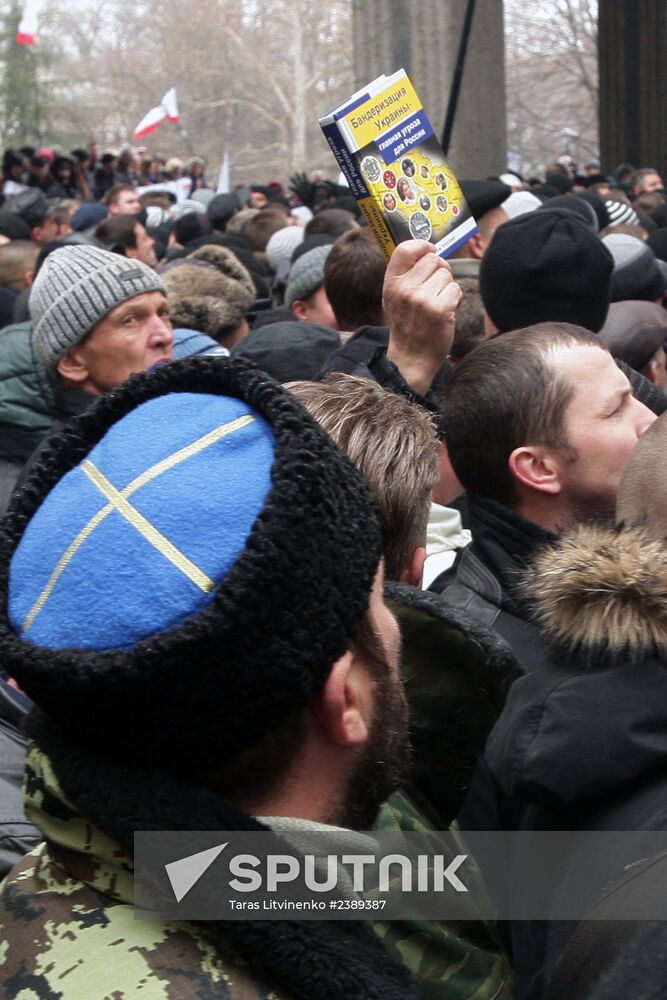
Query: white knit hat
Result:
<box><xmin>265</xmin><ymin>225</ymin><xmax>304</xmax><ymax>272</ymax></box>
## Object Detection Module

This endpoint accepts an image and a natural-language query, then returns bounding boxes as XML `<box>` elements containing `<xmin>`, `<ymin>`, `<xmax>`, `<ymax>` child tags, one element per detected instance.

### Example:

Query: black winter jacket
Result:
<box><xmin>478</xmin><ymin>524</ymin><xmax>667</xmax><ymax>998</ymax></box>
<box><xmin>0</xmin><ymin>678</ymin><xmax>39</xmax><ymax>874</ymax></box>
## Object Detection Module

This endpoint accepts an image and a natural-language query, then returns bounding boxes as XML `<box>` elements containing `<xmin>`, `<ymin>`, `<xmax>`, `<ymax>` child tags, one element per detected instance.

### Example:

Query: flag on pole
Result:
<box><xmin>132</xmin><ymin>88</ymin><xmax>180</xmax><ymax>141</ymax></box>
<box><xmin>216</xmin><ymin>151</ymin><xmax>230</xmax><ymax>193</ymax></box>
<box><xmin>17</xmin><ymin>0</ymin><xmax>40</xmax><ymax>44</ymax></box>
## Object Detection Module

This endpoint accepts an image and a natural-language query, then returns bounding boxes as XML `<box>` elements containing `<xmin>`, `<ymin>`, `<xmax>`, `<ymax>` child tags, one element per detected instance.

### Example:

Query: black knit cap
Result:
<box><xmin>578</xmin><ymin>190</ymin><xmax>610</xmax><ymax>231</ymax></box>
<box><xmin>538</xmin><ymin>193</ymin><xmax>598</xmax><ymax>230</ymax></box>
<box><xmin>460</xmin><ymin>179</ymin><xmax>511</xmax><ymax>220</ymax></box>
<box><xmin>0</xmin><ymin>356</ymin><xmax>382</xmax><ymax>773</ymax></box>
<box><xmin>480</xmin><ymin>207</ymin><xmax>614</xmax><ymax>333</ymax></box>
<box><xmin>648</xmin><ymin>227</ymin><xmax>667</xmax><ymax>263</ymax></box>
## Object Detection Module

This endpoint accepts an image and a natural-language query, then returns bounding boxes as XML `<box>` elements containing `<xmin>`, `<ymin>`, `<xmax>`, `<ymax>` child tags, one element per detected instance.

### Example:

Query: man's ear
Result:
<box><xmin>290</xmin><ymin>298</ymin><xmax>309</xmax><ymax>322</ymax></box>
<box><xmin>509</xmin><ymin>445</ymin><xmax>562</xmax><ymax>496</ymax></box>
<box><xmin>467</xmin><ymin>231</ymin><xmax>485</xmax><ymax>259</ymax></box>
<box><xmin>484</xmin><ymin>311</ymin><xmax>498</xmax><ymax>336</ymax></box>
<box><xmin>646</xmin><ymin>354</ymin><xmax>663</xmax><ymax>386</ymax></box>
<box><xmin>56</xmin><ymin>347</ymin><xmax>90</xmax><ymax>386</ymax></box>
<box><xmin>398</xmin><ymin>545</ymin><xmax>426</xmax><ymax>589</ymax></box>
<box><xmin>309</xmin><ymin>652</ymin><xmax>372</xmax><ymax>748</ymax></box>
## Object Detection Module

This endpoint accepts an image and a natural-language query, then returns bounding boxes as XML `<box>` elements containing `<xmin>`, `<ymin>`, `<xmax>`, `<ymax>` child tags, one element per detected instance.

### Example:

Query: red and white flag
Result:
<box><xmin>17</xmin><ymin>0</ymin><xmax>40</xmax><ymax>44</ymax></box>
<box><xmin>132</xmin><ymin>88</ymin><xmax>180</xmax><ymax>141</ymax></box>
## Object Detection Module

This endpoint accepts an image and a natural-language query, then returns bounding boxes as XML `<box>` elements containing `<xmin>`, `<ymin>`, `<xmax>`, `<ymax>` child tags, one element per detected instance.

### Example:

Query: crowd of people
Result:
<box><xmin>0</xmin><ymin>139</ymin><xmax>664</xmax><ymax>998</ymax></box>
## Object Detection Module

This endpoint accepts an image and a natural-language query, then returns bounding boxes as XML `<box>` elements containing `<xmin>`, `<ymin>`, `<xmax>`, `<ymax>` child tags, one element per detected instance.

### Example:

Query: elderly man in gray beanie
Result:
<box><xmin>31</xmin><ymin>243</ymin><xmax>172</xmax><ymax>391</ymax></box>
<box><xmin>18</xmin><ymin>243</ymin><xmax>173</xmax><ymax>487</ymax></box>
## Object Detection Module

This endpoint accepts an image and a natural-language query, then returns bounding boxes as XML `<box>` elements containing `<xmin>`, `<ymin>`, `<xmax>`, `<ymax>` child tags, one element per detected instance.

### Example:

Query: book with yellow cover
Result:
<box><xmin>319</xmin><ymin>69</ymin><xmax>478</xmax><ymax>260</ymax></box>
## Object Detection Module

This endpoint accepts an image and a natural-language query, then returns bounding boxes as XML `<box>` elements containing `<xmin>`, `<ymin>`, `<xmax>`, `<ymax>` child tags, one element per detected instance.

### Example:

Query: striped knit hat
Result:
<box><xmin>30</xmin><ymin>245</ymin><xmax>166</xmax><ymax>373</ymax></box>
<box><xmin>604</xmin><ymin>198</ymin><xmax>640</xmax><ymax>227</ymax></box>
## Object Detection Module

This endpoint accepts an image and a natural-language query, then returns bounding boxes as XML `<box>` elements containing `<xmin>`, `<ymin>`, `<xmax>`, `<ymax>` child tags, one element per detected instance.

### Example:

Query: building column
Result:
<box><xmin>598</xmin><ymin>0</ymin><xmax>667</xmax><ymax>174</ymax></box>
<box><xmin>352</xmin><ymin>0</ymin><xmax>507</xmax><ymax>178</ymax></box>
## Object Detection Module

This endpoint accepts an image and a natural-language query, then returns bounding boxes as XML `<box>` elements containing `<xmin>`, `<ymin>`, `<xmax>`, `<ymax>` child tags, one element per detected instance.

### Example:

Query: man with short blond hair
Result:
<box><xmin>0</xmin><ymin>241</ymin><xmax>38</xmax><ymax>292</ymax></box>
<box><xmin>289</xmin><ymin>373</ymin><xmax>438</xmax><ymax>586</ymax></box>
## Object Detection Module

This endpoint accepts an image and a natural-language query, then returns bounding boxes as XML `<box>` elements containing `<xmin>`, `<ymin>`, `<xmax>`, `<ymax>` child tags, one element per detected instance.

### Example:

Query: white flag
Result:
<box><xmin>133</xmin><ymin>87</ymin><xmax>180</xmax><ymax>141</ymax></box>
<box><xmin>216</xmin><ymin>151</ymin><xmax>230</xmax><ymax>194</ymax></box>
<box><xmin>17</xmin><ymin>0</ymin><xmax>40</xmax><ymax>44</ymax></box>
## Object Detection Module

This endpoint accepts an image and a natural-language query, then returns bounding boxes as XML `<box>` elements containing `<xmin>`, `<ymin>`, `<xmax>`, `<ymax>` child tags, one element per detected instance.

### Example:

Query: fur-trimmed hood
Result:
<box><xmin>522</xmin><ymin>523</ymin><xmax>667</xmax><ymax>657</ymax></box>
<box><xmin>484</xmin><ymin>524</ymin><xmax>667</xmax><ymax>813</ymax></box>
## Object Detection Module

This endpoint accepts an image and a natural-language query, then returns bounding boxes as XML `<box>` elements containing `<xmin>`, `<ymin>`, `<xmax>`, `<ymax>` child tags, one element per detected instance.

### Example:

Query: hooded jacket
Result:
<box><xmin>481</xmin><ymin>523</ymin><xmax>667</xmax><ymax>997</ymax></box>
<box><xmin>0</xmin><ymin>322</ymin><xmax>55</xmax><ymax>513</ymax></box>
<box><xmin>487</xmin><ymin>523</ymin><xmax>667</xmax><ymax>831</ymax></box>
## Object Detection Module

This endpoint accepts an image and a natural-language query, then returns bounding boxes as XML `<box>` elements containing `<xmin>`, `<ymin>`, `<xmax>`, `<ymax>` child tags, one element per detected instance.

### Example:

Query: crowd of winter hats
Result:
<box><xmin>1</xmin><ymin>141</ymin><xmax>667</xmax><ymax>388</ymax></box>
<box><xmin>460</xmin><ymin>162</ymin><xmax>667</xmax><ymax>374</ymax></box>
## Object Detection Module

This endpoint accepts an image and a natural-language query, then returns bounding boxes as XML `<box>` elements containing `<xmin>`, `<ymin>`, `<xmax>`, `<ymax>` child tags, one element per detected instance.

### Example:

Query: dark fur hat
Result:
<box><xmin>161</xmin><ymin>244</ymin><xmax>255</xmax><ymax>342</ymax></box>
<box><xmin>0</xmin><ymin>357</ymin><xmax>382</xmax><ymax>773</ymax></box>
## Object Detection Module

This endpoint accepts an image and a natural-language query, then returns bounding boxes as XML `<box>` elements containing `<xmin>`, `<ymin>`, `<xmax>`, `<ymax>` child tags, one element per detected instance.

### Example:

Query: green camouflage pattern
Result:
<box><xmin>374</xmin><ymin>791</ymin><xmax>515</xmax><ymax>1000</ymax></box>
<box><xmin>0</xmin><ymin>746</ymin><xmax>291</xmax><ymax>999</ymax></box>
<box><xmin>387</xmin><ymin>590</ymin><xmax>517</xmax><ymax>827</ymax></box>
<box><xmin>0</xmin><ymin>752</ymin><xmax>514</xmax><ymax>998</ymax></box>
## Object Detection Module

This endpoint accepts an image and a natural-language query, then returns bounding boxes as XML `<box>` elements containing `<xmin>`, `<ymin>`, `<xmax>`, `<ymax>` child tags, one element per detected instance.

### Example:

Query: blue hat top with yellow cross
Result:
<box><xmin>9</xmin><ymin>391</ymin><xmax>274</xmax><ymax>651</ymax></box>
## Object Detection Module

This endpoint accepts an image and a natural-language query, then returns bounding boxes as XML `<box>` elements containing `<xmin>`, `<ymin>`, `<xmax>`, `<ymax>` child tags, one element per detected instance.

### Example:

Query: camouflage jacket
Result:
<box><xmin>376</xmin><ymin>791</ymin><xmax>515</xmax><ymax>1000</ymax></box>
<box><xmin>0</xmin><ymin>747</ymin><xmax>294</xmax><ymax>999</ymax></box>
<box><xmin>0</xmin><ymin>748</ymin><xmax>514</xmax><ymax>999</ymax></box>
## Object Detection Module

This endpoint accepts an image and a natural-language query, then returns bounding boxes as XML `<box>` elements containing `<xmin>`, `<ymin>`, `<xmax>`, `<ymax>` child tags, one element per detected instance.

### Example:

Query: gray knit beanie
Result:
<box><xmin>285</xmin><ymin>243</ymin><xmax>332</xmax><ymax>307</ymax></box>
<box><xmin>30</xmin><ymin>245</ymin><xmax>166</xmax><ymax>373</ymax></box>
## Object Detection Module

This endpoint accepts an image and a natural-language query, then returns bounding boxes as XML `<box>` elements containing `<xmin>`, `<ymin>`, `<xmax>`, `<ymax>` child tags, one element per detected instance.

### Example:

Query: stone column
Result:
<box><xmin>352</xmin><ymin>0</ymin><xmax>507</xmax><ymax>178</ymax></box>
<box><xmin>598</xmin><ymin>0</ymin><xmax>667</xmax><ymax>175</ymax></box>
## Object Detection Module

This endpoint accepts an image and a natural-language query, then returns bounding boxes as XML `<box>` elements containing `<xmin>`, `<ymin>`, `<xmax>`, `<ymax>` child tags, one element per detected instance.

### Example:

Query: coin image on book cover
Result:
<box><xmin>436</xmin><ymin>195</ymin><xmax>448</xmax><ymax>213</ymax></box>
<box><xmin>409</xmin><ymin>211</ymin><xmax>432</xmax><ymax>240</ymax></box>
<box><xmin>361</xmin><ymin>156</ymin><xmax>382</xmax><ymax>183</ymax></box>
<box><xmin>383</xmin><ymin>192</ymin><xmax>398</xmax><ymax>212</ymax></box>
<box><xmin>397</xmin><ymin>177</ymin><xmax>416</xmax><ymax>203</ymax></box>
<box><xmin>419</xmin><ymin>194</ymin><xmax>431</xmax><ymax>211</ymax></box>
<box><xmin>383</xmin><ymin>169</ymin><xmax>397</xmax><ymax>189</ymax></box>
